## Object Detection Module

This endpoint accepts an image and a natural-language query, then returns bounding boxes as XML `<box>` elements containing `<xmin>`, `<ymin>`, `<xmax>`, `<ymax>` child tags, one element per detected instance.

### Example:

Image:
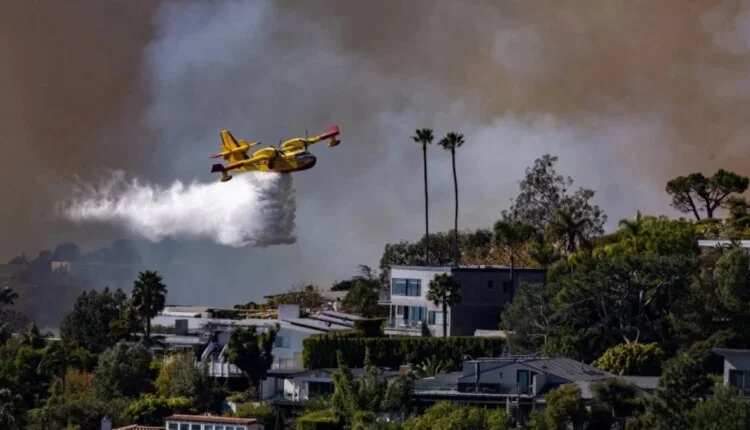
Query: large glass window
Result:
<box><xmin>408</xmin><ymin>306</ymin><xmax>425</xmax><ymax>321</ymax></box>
<box><xmin>392</xmin><ymin>278</ymin><xmax>421</xmax><ymax>296</ymax></box>
<box><xmin>168</xmin><ymin>424</ymin><xmax>178</xmax><ymax>430</ymax></box>
<box><xmin>428</xmin><ymin>311</ymin><xmax>444</xmax><ymax>325</ymax></box>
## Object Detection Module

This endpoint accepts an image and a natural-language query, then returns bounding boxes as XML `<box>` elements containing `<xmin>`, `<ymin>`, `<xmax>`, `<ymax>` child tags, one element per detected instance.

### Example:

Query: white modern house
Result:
<box><xmin>713</xmin><ymin>348</ymin><xmax>750</xmax><ymax>395</ymax></box>
<box><xmin>265</xmin><ymin>367</ymin><xmax>402</xmax><ymax>403</ymax></box>
<box><xmin>380</xmin><ymin>265</ymin><xmax>546</xmax><ymax>337</ymax></box>
<box><xmin>148</xmin><ymin>303</ymin><xmax>360</xmax><ymax>397</ymax></box>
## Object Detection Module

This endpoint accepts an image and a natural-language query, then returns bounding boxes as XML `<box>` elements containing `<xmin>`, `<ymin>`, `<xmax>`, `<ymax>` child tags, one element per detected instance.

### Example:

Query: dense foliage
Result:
<box><xmin>2</xmin><ymin>153</ymin><xmax>750</xmax><ymax>427</ymax></box>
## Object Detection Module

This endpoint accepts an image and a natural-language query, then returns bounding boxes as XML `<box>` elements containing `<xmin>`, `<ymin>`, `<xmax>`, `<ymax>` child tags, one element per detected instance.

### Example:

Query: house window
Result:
<box><xmin>392</xmin><ymin>278</ymin><xmax>421</xmax><ymax>296</ymax></box>
<box><xmin>407</xmin><ymin>306</ymin><xmax>426</xmax><ymax>321</ymax></box>
<box><xmin>180</xmin><ymin>424</ymin><xmax>189</xmax><ymax>430</ymax></box>
<box><xmin>215</xmin><ymin>426</ymin><xmax>224</xmax><ymax>430</ymax></box>
<box><xmin>308</xmin><ymin>381</ymin><xmax>335</xmax><ymax>397</ymax></box>
<box><xmin>191</xmin><ymin>425</ymin><xmax>201</xmax><ymax>430</ymax></box>
<box><xmin>729</xmin><ymin>369</ymin><xmax>750</xmax><ymax>394</ymax></box>
<box><xmin>517</xmin><ymin>369</ymin><xmax>531</xmax><ymax>394</ymax></box>
<box><xmin>503</xmin><ymin>281</ymin><xmax>513</xmax><ymax>294</ymax></box>
<box><xmin>274</xmin><ymin>336</ymin><xmax>290</xmax><ymax>348</ymax></box>
<box><xmin>168</xmin><ymin>424</ymin><xmax>178</xmax><ymax>430</ymax></box>
<box><xmin>206</xmin><ymin>426</ymin><xmax>214</xmax><ymax>430</ymax></box>
<box><xmin>428</xmin><ymin>311</ymin><xmax>444</xmax><ymax>325</ymax></box>
<box><xmin>487</xmin><ymin>280</ymin><xmax>493</xmax><ymax>289</ymax></box>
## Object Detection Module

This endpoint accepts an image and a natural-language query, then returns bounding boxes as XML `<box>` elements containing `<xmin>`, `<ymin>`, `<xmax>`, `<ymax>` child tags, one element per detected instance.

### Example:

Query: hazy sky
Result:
<box><xmin>3</xmin><ymin>0</ymin><xmax>750</xmax><ymax>305</ymax></box>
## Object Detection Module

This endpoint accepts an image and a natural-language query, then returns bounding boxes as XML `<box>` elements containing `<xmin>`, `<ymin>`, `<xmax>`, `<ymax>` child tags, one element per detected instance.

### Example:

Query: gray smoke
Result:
<box><xmin>8</xmin><ymin>0</ymin><xmax>750</xmax><ymax>307</ymax></box>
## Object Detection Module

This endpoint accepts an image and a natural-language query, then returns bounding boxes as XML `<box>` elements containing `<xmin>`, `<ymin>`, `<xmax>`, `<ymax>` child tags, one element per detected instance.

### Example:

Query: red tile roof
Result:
<box><xmin>166</xmin><ymin>414</ymin><xmax>258</xmax><ymax>425</ymax></box>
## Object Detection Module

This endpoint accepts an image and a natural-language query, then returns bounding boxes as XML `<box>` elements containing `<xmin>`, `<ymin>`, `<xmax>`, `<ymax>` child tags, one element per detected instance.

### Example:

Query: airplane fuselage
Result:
<box><xmin>243</xmin><ymin>150</ymin><xmax>317</xmax><ymax>173</ymax></box>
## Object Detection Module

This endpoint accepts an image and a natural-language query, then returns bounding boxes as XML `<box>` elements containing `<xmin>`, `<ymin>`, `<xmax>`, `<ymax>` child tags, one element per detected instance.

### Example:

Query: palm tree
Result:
<box><xmin>413</xmin><ymin>355</ymin><xmax>448</xmax><ymax>378</ymax></box>
<box><xmin>618</xmin><ymin>210</ymin><xmax>648</xmax><ymax>253</ymax></box>
<box><xmin>38</xmin><ymin>342</ymin><xmax>69</xmax><ymax>392</ymax></box>
<box><xmin>438</xmin><ymin>132</ymin><xmax>465</xmax><ymax>266</ymax></box>
<box><xmin>0</xmin><ymin>287</ymin><xmax>18</xmax><ymax>307</ymax></box>
<box><xmin>426</xmin><ymin>273</ymin><xmax>462</xmax><ymax>337</ymax></box>
<box><xmin>493</xmin><ymin>219</ymin><xmax>536</xmax><ymax>293</ymax></box>
<box><xmin>412</xmin><ymin>128</ymin><xmax>434</xmax><ymax>265</ymax></box>
<box><xmin>550</xmin><ymin>206</ymin><xmax>593</xmax><ymax>253</ymax></box>
<box><xmin>131</xmin><ymin>270</ymin><xmax>168</xmax><ymax>345</ymax></box>
<box><xmin>20</xmin><ymin>322</ymin><xmax>45</xmax><ymax>349</ymax></box>
<box><xmin>528</xmin><ymin>232</ymin><xmax>559</xmax><ymax>269</ymax></box>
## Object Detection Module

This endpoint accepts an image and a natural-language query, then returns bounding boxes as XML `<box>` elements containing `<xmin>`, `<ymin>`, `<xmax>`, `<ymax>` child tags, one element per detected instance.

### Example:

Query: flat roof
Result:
<box><xmin>166</xmin><ymin>414</ymin><xmax>256</xmax><ymax>425</ymax></box>
<box><xmin>390</xmin><ymin>265</ymin><xmax>545</xmax><ymax>272</ymax></box>
<box><xmin>698</xmin><ymin>240</ymin><xmax>750</xmax><ymax>248</ymax></box>
<box><xmin>712</xmin><ymin>348</ymin><xmax>750</xmax><ymax>355</ymax></box>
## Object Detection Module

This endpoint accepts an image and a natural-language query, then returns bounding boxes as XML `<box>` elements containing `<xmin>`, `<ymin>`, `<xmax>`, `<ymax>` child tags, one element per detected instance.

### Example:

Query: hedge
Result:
<box><xmin>353</xmin><ymin>318</ymin><xmax>386</xmax><ymax>337</ymax></box>
<box><xmin>303</xmin><ymin>335</ymin><xmax>506</xmax><ymax>369</ymax></box>
<box><xmin>295</xmin><ymin>410</ymin><xmax>341</xmax><ymax>430</ymax></box>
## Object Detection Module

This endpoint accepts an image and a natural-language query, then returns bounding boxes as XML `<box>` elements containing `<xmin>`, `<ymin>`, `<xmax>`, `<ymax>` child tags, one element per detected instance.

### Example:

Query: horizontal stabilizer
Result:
<box><xmin>319</xmin><ymin>125</ymin><xmax>340</xmax><ymax>140</ymax></box>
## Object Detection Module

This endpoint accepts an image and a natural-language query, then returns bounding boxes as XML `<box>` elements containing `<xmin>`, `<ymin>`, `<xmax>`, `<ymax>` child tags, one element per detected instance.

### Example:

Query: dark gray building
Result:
<box><xmin>380</xmin><ymin>265</ymin><xmax>546</xmax><ymax>336</ymax></box>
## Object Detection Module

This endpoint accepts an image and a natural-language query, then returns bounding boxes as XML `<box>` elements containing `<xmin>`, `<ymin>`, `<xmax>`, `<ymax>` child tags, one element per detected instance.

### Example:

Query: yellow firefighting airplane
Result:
<box><xmin>209</xmin><ymin>125</ymin><xmax>341</xmax><ymax>182</ymax></box>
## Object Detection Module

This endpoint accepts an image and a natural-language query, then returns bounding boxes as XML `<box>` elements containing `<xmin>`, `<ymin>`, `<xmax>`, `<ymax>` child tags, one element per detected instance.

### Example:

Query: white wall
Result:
<box><xmin>389</xmin><ymin>267</ymin><xmax>450</xmax><ymax>335</ymax></box>
<box><xmin>721</xmin><ymin>353</ymin><xmax>750</xmax><ymax>385</ymax></box>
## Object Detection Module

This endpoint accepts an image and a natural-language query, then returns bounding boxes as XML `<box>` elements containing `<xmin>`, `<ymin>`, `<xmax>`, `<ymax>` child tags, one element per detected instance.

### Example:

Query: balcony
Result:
<box><xmin>385</xmin><ymin>318</ymin><xmax>425</xmax><ymax>336</ymax></box>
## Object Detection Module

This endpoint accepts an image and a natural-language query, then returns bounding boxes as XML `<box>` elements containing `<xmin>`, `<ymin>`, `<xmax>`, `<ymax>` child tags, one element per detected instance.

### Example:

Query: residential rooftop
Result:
<box><xmin>390</xmin><ymin>264</ymin><xmax>546</xmax><ymax>272</ymax></box>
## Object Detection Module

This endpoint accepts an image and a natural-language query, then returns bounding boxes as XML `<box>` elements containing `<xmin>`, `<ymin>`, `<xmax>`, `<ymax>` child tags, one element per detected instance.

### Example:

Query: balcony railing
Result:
<box><xmin>386</xmin><ymin>318</ymin><xmax>424</xmax><ymax>331</ymax></box>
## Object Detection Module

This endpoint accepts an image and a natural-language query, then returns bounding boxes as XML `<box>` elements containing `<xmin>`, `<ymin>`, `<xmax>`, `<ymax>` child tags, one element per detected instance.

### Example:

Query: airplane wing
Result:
<box><xmin>281</xmin><ymin>125</ymin><xmax>341</xmax><ymax>151</ymax></box>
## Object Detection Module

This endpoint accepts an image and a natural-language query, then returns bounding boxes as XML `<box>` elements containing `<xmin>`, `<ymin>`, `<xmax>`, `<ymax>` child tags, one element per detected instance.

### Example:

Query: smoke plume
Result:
<box><xmin>59</xmin><ymin>172</ymin><xmax>296</xmax><ymax>247</ymax></box>
<box><xmin>7</xmin><ymin>0</ymin><xmax>750</xmax><ymax>306</ymax></box>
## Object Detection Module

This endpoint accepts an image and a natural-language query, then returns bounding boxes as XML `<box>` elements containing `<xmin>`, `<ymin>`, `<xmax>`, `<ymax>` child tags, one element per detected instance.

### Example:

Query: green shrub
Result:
<box><xmin>353</xmin><ymin>319</ymin><xmax>386</xmax><ymax>337</ymax></box>
<box><xmin>296</xmin><ymin>409</ymin><xmax>341</xmax><ymax>430</ymax></box>
<box><xmin>352</xmin><ymin>410</ymin><xmax>377</xmax><ymax>429</ymax></box>
<box><xmin>303</xmin><ymin>336</ymin><xmax>505</xmax><ymax>369</ymax></box>
<box><xmin>592</xmin><ymin>342</ymin><xmax>664</xmax><ymax>376</ymax></box>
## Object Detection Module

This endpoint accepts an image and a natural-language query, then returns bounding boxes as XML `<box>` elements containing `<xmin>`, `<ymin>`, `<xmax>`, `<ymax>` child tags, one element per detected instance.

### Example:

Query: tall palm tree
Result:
<box><xmin>618</xmin><ymin>210</ymin><xmax>648</xmax><ymax>253</ymax></box>
<box><xmin>412</xmin><ymin>128</ymin><xmax>434</xmax><ymax>265</ymax></box>
<box><xmin>38</xmin><ymin>342</ymin><xmax>69</xmax><ymax>392</ymax></box>
<box><xmin>0</xmin><ymin>287</ymin><xmax>18</xmax><ymax>307</ymax></box>
<box><xmin>131</xmin><ymin>270</ymin><xmax>168</xmax><ymax>345</ymax></box>
<box><xmin>493</xmin><ymin>219</ymin><xmax>536</xmax><ymax>293</ymax></box>
<box><xmin>426</xmin><ymin>273</ymin><xmax>462</xmax><ymax>337</ymax></box>
<box><xmin>438</xmin><ymin>132</ymin><xmax>465</xmax><ymax>266</ymax></box>
<box><xmin>550</xmin><ymin>206</ymin><xmax>593</xmax><ymax>254</ymax></box>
